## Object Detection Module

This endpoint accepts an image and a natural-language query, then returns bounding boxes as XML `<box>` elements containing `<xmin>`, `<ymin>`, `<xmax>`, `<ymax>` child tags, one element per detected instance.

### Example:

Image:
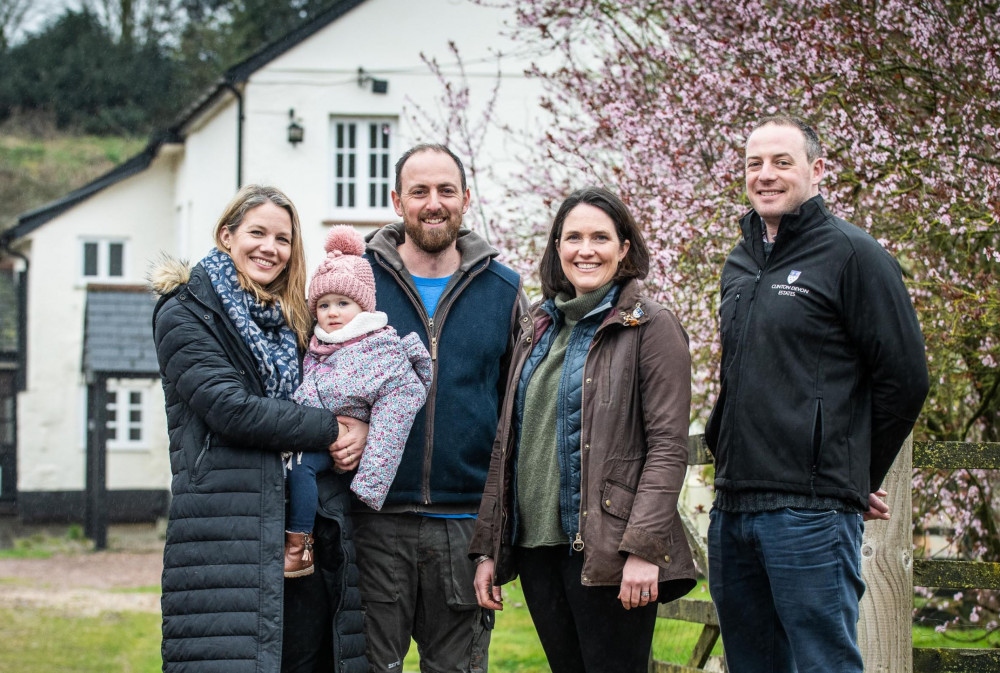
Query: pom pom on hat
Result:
<box><xmin>324</xmin><ymin>225</ymin><xmax>365</xmax><ymax>257</ymax></box>
<box><xmin>308</xmin><ymin>225</ymin><xmax>376</xmax><ymax>314</ymax></box>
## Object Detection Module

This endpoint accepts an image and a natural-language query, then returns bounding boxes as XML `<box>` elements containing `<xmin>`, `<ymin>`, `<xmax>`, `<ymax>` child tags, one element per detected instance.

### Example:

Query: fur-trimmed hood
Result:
<box><xmin>148</xmin><ymin>255</ymin><xmax>192</xmax><ymax>297</ymax></box>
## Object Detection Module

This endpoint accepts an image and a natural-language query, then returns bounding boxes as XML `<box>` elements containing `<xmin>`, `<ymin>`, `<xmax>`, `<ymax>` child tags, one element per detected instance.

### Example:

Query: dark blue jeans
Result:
<box><xmin>708</xmin><ymin>508</ymin><xmax>865</xmax><ymax>673</ymax></box>
<box><xmin>285</xmin><ymin>451</ymin><xmax>333</xmax><ymax>533</ymax></box>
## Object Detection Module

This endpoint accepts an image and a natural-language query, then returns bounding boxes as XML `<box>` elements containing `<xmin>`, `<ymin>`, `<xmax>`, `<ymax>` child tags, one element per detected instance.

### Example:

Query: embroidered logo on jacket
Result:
<box><xmin>773</xmin><ymin>269</ymin><xmax>809</xmax><ymax>297</ymax></box>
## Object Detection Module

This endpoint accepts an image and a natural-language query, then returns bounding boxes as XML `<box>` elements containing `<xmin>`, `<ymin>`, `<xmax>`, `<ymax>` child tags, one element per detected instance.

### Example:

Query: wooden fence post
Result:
<box><xmin>858</xmin><ymin>434</ymin><xmax>913</xmax><ymax>672</ymax></box>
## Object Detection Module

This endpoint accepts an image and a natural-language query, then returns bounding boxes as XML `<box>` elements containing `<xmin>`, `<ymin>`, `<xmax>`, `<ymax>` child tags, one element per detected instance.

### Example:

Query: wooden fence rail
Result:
<box><xmin>650</xmin><ymin>435</ymin><xmax>1000</xmax><ymax>673</ymax></box>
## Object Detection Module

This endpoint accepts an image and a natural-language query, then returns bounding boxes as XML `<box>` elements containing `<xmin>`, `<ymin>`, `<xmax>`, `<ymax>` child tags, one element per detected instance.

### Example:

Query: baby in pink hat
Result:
<box><xmin>286</xmin><ymin>225</ymin><xmax>432</xmax><ymax>578</ymax></box>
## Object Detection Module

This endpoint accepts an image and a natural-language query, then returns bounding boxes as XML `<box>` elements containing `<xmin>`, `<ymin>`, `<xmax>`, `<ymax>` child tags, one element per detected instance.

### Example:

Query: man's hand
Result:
<box><xmin>863</xmin><ymin>489</ymin><xmax>890</xmax><ymax>521</ymax></box>
<box><xmin>474</xmin><ymin>558</ymin><xmax>504</xmax><ymax>611</ymax></box>
<box><xmin>329</xmin><ymin>416</ymin><xmax>369</xmax><ymax>472</ymax></box>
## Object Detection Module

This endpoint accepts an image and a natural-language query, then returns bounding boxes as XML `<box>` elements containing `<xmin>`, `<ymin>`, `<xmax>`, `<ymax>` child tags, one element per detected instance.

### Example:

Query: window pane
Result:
<box><xmin>130</xmin><ymin>410</ymin><xmax>142</xmax><ymax>423</ymax></box>
<box><xmin>129</xmin><ymin>428</ymin><xmax>141</xmax><ymax>441</ymax></box>
<box><xmin>331</xmin><ymin>119</ymin><xmax>395</xmax><ymax>213</ymax></box>
<box><xmin>108</xmin><ymin>243</ymin><xmax>124</xmax><ymax>277</ymax></box>
<box><xmin>130</xmin><ymin>392</ymin><xmax>141</xmax><ymax>405</ymax></box>
<box><xmin>83</xmin><ymin>243</ymin><xmax>98</xmax><ymax>276</ymax></box>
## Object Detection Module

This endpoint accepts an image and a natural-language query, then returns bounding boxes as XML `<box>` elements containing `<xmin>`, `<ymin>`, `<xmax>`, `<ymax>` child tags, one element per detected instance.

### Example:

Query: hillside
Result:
<box><xmin>0</xmin><ymin>129</ymin><xmax>145</xmax><ymax>233</ymax></box>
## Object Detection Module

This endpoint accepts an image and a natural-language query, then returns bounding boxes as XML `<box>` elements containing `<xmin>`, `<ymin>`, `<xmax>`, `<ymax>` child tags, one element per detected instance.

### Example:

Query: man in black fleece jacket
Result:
<box><xmin>705</xmin><ymin>115</ymin><xmax>929</xmax><ymax>673</ymax></box>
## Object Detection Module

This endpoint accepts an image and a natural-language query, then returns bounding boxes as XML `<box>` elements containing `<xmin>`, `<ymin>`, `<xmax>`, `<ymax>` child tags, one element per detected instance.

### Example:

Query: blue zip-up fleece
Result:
<box><xmin>513</xmin><ymin>286</ymin><xmax>619</xmax><ymax>542</ymax></box>
<box><xmin>364</xmin><ymin>223</ymin><xmax>526</xmax><ymax>511</ymax></box>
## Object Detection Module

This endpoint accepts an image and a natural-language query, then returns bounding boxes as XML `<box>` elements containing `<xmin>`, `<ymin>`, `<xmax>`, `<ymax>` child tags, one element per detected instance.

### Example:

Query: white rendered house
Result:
<box><xmin>0</xmin><ymin>0</ymin><xmax>546</xmax><ymax>526</ymax></box>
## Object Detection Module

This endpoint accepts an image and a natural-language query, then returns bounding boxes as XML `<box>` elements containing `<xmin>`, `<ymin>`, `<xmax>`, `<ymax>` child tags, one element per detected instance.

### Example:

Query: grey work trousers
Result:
<box><xmin>353</xmin><ymin>512</ymin><xmax>493</xmax><ymax>673</ymax></box>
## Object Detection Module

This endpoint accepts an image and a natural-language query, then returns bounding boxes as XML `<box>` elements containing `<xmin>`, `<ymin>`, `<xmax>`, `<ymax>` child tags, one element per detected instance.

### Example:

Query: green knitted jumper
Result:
<box><xmin>516</xmin><ymin>281</ymin><xmax>614</xmax><ymax>547</ymax></box>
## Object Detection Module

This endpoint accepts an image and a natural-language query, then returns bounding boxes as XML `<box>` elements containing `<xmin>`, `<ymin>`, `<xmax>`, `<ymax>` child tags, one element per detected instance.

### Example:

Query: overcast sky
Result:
<box><xmin>12</xmin><ymin>1</ymin><xmax>79</xmax><ymax>43</ymax></box>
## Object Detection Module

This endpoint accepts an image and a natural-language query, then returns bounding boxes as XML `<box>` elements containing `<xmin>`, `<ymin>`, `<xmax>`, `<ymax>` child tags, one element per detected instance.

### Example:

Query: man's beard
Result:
<box><xmin>403</xmin><ymin>209</ymin><xmax>462</xmax><ymax>254</ymax></box>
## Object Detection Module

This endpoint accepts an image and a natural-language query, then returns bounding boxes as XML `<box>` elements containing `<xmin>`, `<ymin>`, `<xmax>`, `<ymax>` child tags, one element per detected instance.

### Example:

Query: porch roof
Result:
<box><xmin>82</xmin><ymin>286</ymin><xmax>159</xmax><ymax>376</ymax></box>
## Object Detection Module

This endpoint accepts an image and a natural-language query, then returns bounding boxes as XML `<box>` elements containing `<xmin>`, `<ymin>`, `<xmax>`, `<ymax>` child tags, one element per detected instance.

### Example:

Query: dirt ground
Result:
<box><xmin>0</xmin><ymin>523</ymin><xmax>164</xmax><ymax>616</ymax></box>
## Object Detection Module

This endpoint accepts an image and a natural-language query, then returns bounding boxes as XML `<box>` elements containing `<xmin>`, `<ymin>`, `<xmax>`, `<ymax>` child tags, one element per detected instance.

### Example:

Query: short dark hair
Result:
<box><xmin>394</xmin><ymin>143</ymin><xmax>467</xmax><ymax>194</ymax></box>
<box><xmin>751</xmin><ymin>115</ymin><xmax>823</xmax><ymax>162</ymax></box>
<box><xmin>538</xmin><ymin>186</ymin><xmax>650</xmax><ymax>299</ymax></box>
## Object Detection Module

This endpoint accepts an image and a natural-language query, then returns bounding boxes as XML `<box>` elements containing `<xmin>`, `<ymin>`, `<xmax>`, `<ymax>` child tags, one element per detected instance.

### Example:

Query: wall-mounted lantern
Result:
<box><xmin>287</xmin><ymin>109</ymin><xmax>304</xmax><ymax>146</ymax></box>
<box><xmin>358</xmin><ymin>67</ymin><xmax>389</xmax><ymax>95</ymax></box>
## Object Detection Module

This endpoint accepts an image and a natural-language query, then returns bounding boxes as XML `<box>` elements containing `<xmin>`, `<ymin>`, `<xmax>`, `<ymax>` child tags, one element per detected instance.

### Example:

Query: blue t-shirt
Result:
<box><xmin>412</xmin><ymin>274</ymin><xmax>451</xmax><ymax>316</ymax></box>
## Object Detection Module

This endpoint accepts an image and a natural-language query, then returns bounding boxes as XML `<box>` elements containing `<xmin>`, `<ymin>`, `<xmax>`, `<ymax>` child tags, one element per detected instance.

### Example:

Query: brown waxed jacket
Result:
<box><xmin>470</xmin><ymin>280</ymin><xmax>697</xmax><ymax>601</ymax></box>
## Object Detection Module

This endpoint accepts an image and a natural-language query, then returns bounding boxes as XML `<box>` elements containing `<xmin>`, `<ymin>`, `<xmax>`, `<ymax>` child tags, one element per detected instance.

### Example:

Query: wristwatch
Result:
<box><xmin>474</xmin><ymin>554</ymin><xmax>492</xmax><ymax>565</ymax></box>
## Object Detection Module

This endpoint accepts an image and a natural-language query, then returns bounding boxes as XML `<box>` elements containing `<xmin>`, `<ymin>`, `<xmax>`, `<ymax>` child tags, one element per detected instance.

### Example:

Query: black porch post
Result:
<box><xmin>85</xmin><ymin>375</ymin><xmax>108</xmax><ymax>550</ymax></box>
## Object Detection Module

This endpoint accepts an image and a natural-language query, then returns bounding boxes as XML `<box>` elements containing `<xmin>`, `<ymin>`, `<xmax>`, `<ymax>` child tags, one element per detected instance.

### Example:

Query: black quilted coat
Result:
<box><xmin>151</xmin><ymin>259</ymin><xmax>367</xmax><ymax>673</ymax></box>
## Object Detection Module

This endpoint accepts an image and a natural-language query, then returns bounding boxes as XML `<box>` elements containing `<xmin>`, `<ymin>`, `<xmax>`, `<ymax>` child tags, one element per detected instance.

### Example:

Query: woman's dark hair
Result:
<box><xmin>538</xmin><ymin>186</ymin><xmax>650</xmax><ymax>299</ymax></box>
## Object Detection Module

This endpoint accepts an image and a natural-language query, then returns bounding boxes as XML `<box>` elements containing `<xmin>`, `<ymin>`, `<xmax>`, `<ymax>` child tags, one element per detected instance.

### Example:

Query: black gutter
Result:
<box><xmin>223</xmin><ymin>82</ymin><xmax>244</xmax><ymax>190</ymax></box>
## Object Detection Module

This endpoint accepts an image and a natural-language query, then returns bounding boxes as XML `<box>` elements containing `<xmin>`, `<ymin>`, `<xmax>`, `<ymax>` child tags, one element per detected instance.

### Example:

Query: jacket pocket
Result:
<box><xmin>601</xmin><ymin>480</ymin><xmax>636</xmax><ymax>520</ymax></box>
<box><xmin>810</xmin><ymin>398</ymin><xmax>825</xmax><ymax>472</ymax></box>
<box><xmin>191</xmin><ymin>432</ymin><xmax>213</xmax><ymax>483</ymax></box>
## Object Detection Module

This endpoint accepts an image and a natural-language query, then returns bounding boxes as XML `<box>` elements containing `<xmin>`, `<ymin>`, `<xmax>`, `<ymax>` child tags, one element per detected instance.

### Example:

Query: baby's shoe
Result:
<box><xmin>284</xmin><ymin>531</ymin><xmax>315</xmax><ymax>578</ymax></box>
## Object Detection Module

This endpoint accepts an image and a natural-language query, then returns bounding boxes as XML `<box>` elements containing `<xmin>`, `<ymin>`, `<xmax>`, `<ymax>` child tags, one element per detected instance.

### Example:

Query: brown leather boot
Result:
<box><xmin>284</xmin><ymin>531</ymin><xmax>315</xmax><ymax>578</ymax></box>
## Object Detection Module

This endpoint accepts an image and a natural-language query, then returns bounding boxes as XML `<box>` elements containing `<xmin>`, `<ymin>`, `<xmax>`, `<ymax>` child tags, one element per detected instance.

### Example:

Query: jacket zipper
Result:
<box><xmin>571</xmin><ymin>314</ymin><xmax>617</xmax><ymax>556</ymax></box>
<box><xmin>373</xmin><ymin>253</ymin><xmax>488</xmax><ymax>505</ymax></box>
<box><xmin>726</xmin><ymin>266</ymin><xmax>764</xmax><ymax>436</ymax></box>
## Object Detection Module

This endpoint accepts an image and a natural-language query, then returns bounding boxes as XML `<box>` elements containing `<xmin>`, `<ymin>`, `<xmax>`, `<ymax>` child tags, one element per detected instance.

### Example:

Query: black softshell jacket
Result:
<box><xmin>705</xmin><ymin>196</ymin><xmax>929</xmax><ymax>509</ymax></box>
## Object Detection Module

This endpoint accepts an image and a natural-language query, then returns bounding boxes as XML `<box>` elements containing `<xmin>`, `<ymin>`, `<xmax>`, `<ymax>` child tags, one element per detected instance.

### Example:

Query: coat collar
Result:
<box><xmin>365</xmin><ymin>222</ymin><xmax>499</xmax><ymax>274</ymax></box>
<box><xmin>532</xmin><ymin>279</ymin><xmax>655</xmax><ymax>331</ymax></box>
<box><xmin>739</xmin><ymin>194</ymin><xmax>829</xmax><ymax>244</ymax></box>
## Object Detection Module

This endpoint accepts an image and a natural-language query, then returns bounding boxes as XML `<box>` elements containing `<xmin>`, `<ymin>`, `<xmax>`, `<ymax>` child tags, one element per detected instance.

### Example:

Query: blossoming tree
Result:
<box><xmin>434</xmin><ymin>0</ymin><xmax>999</xmax><ymax>633</ymax></box>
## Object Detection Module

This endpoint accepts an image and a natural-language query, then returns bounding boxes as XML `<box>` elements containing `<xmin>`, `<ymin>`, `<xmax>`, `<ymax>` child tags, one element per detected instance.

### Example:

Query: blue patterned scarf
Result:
<box><xmin>200</xmin><ymin>248</ymin><xmax>300</xmax><ymax>400</ymax></box>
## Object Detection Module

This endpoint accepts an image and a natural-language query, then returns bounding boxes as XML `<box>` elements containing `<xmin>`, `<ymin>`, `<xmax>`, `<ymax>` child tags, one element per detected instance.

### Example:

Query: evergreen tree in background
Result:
<box><xmin>0</xmin><ymin>0</ymin><xmax>339</xmax><ymax>135</ymax></box>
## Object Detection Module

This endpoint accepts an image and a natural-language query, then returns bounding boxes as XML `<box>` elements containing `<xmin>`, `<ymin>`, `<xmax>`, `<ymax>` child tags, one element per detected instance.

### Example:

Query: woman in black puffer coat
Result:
<box><xmin>151</xmin><ymin>184</ymin><xmax>368</xmax><ymax>673</ymax></box>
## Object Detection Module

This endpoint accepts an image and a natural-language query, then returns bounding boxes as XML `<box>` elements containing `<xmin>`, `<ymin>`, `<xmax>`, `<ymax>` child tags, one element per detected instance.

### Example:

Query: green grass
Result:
<box><xmin>400</xmin><ymin>581</ymin><xmax>722</xmax><ymax>672</ymax></box>
<box><xmin>913</xmin><ymin>624</ymin><xmax>1000</xmax><ymax>649</ymax></box>
<box><xmin>0</xmin><ymin>528</ymin><xmax>92</xmax><ymax>559</ymax></box>
<box><xmin>109</xmin><ymin>585</ymin><xmax>162</xmax><ymax>595</ymax></box>
<box><xmin>0</xmin><ymin>607</ymin><xmax>161</xmax><ymax>673</ymax></box>
<box><xmin>0</xmin><ymin>577</ymin><xmax>996</xmax><ymax>673</ymax></box>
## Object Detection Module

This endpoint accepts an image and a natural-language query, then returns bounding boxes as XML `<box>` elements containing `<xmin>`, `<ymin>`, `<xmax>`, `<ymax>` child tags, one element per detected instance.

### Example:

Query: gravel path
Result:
<box><xmin>0</xmin><ymin>549</ymin><xmax>163</xmax><ymax>616</ymax></box>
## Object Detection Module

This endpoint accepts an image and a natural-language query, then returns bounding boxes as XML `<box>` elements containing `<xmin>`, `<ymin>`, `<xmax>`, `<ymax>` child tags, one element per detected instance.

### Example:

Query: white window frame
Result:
<box><xmin>105</xmin><ymin>380</ymin><xmax>150</xmax><ymax>451</ymax></box>
<box><xmin>329</xmin><ymin>117</ymin><xmax>397</xmax><ymax>222</ymax></box>
<box><xmin>80</xmin><ymin>238</ymin><xmax>128</xmax><ymax>282</ymax></box>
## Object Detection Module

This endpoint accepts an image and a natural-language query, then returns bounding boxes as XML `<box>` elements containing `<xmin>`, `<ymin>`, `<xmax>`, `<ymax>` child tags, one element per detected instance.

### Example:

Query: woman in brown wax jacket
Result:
<box><xmin>470</xmin><ymin>186</ymin><xmax>696</xmax><ymax>673</ymax></box>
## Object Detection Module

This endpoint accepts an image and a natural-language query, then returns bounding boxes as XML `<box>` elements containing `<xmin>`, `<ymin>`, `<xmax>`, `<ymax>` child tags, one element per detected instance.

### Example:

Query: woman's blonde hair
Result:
<box><xmin>213</xmin><ymin>184</ymin><xmax>311</xmax><ymax>349</ymax></box>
